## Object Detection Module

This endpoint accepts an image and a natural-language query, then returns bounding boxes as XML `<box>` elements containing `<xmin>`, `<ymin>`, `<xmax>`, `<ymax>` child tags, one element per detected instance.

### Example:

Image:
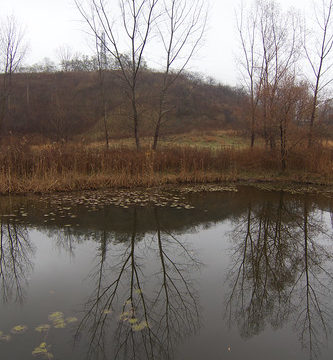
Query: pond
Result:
<box><xmin>0</xmin><ymin>186</ymin><xmax>333</xmax><ymax>360</ymax></box>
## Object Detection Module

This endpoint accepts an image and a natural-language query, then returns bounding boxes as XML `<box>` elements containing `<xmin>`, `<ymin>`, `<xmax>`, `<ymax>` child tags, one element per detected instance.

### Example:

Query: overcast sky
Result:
<box><xmin>2</xmin><ymin>0</ymin><xmax>312</xmax><ymax>86</ymax></box>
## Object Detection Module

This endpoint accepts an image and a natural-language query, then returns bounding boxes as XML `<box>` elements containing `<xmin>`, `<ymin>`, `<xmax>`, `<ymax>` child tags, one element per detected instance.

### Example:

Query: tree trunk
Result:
<box><xmin>132</xmin><ymin>98</ymin><xmax>140</xmax><ymax>151</ymax></box>
<box><xmin>152</xmin><ymin>121</ymin><xmax>161</xmax><ymax>151</ymax></box>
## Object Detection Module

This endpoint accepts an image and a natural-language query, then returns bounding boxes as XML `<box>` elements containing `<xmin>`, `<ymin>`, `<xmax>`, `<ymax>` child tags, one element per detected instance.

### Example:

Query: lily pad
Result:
<box><xmin>11</xmin><ymin>325</ymin><xmax>28</xmax><ymax>334</ymax></box>
<box><xmin>48</xmin><ymin>312</ymin><xmax>64</xmax><ymax>322</ymax></box>
<box><xmin>48</xmin><ymin>312</ymin><xmax>66</xmax><ymax>328</ymax></box>
<box><xmin>119</xmin><ymin>311</ymin><xmax>130</xmax><ymax>321</ymax></box>
<box><xmin>65</xmin><ymin>317</ymin><xmax>78</xmax><ymax>324</ymax></box>
<box><xmin>32</xmin><ymin>342</ymin><xmax>53</xmax><ymax>359</ymax></box>
<box><xmin>0</xmin><ymin>334</ymin><xmax>11</xmax><ymax>342</ymax></box>
<box><xmin>35</xmin><ymin>324</ymin><xmax>51</xmax><ymax>333</ymax></box>
<box><xmin>132</xmin><ymin>321</ymin><xmax>148</xmax><ymax>331</ymax></box>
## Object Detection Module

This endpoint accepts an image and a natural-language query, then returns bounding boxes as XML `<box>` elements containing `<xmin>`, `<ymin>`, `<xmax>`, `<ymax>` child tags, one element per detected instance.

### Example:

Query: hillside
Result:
<box><xmin>1</xmin><ymin>70</ymin><xmax>245</xmax><ymax>142</ymax></box>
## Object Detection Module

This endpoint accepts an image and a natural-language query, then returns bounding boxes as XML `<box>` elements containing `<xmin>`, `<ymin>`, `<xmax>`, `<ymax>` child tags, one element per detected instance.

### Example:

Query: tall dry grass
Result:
<box><xmin>0</xmin><ymin>140</ymin><xmax>332</xmax><ymax>194</ymax></box>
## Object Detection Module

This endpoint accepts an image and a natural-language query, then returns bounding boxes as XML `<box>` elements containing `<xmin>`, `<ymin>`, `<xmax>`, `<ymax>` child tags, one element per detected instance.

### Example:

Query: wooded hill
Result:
<box><xmin>1</xmin><ymin>69</ymin><xmax>245</xmax><ymax>142</ymax></box>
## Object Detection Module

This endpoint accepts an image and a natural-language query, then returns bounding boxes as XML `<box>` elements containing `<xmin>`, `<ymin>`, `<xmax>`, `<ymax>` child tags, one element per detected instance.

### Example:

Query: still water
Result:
<box><xmin>1</xmin><ymin>186</ymin><xmax>333</xmax><ymax>360</ymax></box>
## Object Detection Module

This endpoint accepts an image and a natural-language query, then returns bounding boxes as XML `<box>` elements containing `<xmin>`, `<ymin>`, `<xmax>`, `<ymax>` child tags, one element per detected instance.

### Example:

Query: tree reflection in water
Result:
<box><xmin>75</xmin><ymin>207</ymin><xmax>201</xmax><ymax>360</ymax></box>
<box><xmin>0</xmin><ymin>217</ymin><xmax>34</xmax><ymax>303</ymax></box>
<box><xmin>226</xmin><ymin>193</ymin><xmax>333</xmax><ymax>359</ymax></box>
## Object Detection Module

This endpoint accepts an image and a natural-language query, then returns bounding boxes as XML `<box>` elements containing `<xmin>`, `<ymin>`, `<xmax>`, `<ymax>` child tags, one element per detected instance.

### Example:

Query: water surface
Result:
<box><xmin>0</xmin><ymin>187</ymin><xmax>333</xmax><ymax>359</ymax></box>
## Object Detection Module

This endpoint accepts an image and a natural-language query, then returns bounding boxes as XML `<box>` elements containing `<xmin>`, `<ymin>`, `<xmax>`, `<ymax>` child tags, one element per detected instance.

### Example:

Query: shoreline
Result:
<box><xmin>1</xmin><ymin>173</ymin><xmax>333</xmax><ymax>197</ymax></box>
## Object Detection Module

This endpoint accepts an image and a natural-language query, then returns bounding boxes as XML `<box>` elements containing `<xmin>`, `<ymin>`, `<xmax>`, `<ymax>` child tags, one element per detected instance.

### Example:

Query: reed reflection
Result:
<box><xmin>75</xmin><ymin>207</ymin><xmax>201</xmax><ymax>360</ymax></box>
<box><xmin>226</xmin><ymin>193</ymin><xmax>333</xmax><ymax>359</ymax></box>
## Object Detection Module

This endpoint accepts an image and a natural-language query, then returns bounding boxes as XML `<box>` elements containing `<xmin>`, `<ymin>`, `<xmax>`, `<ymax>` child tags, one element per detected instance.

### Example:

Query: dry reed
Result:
<box><xmin>0</xmin><ymin>141</ymin><xmax>332</xmax><ymax>194</ymax></box>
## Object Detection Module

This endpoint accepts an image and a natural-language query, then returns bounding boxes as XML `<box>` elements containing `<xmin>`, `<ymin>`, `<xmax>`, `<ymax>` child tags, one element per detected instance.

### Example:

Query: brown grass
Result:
<box><xmin>0</xmin><ymin>140</ymin><xmax>332</xmax><ymax>194</ymax></box>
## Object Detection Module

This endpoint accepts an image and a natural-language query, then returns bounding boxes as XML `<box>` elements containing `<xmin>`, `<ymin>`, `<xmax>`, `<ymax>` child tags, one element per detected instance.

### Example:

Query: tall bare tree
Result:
<box><xmin>236</xmin><ymin>0</ymin><xmax>264</xmax><ymax>148</ymax></box>
<box><xmin>75</xmin><ymin>0</ymin><xmax>160</xmax><ymax>150</ymax></box>
<box><xmin>57</xmin><ymin>44</ymin><xmax>75</xmax><ymax>71</ymax></box>
<box><xmin>237</xmin><ymin>0</ymin><xmax>302</xmax><ymax>151</ymax></box>
<box><xmin>95</xmin><ymin>31</ymin><xmax>110</xmax><ymax>149</ymax></box>
<box><xmin>151</xmin><ymin>0</ymin><xmax>206</xmax><ymax>150</ymax></box>
<box><xmin>0</xmin><ymin>15</ymin><xmax>27</xmax><ymax>137</ymax></box>
<box><xmin>274</xmin><ymin>76</ymin><xmax>310</xmax><ymax>170</ymax></box>
<box><xmin>305</xmin><ymin>0</ymin><xmax>333</xmax><ymax>148</ymax></box>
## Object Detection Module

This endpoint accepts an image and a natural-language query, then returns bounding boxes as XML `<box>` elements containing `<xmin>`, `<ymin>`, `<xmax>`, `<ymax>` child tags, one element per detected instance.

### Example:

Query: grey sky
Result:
<box><xmin>2</xmin><ymin>0</ymin><xmax>311</xmax><ymax>86</ymax></box>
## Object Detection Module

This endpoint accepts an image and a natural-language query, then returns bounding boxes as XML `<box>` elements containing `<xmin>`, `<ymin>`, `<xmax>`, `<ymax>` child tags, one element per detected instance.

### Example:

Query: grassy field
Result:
<box><xmin>80</xmin><ymin>130</ymin><xmax>252</xmax><ymax>151</ymax></box>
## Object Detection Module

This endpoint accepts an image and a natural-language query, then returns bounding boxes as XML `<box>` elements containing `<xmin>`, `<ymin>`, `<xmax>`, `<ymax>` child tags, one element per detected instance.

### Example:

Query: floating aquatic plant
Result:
<box><xmin>0</xmin><ymin>333</ymin><xmax>11</xmax><ymax>342</ymax></box>
<box><xmin>48</xmin><ymin>312</ymin><xmax>64</xmax><ymax>321</ymax></box>
<box><xmin>35</xmin><ymin>324</ymin><xmax>51</xmax><ymax>333</ymax></box>
<box><xmin>119</xmin><ymin>311</ymin><xmax>130</xmax><ymax>321</ymax></box>
<box><xmin>32</xmin><ymin>342</ymin><xmax>53</xmax><ymax>359</ymax></box>
<box><xmin>132</xmin><ymin>321</ymin><xmax>148</xmax><ymax>331</ymax></box>
<box><xmin>54</xmin><ymin>320</ymin><xmax>66</xmax><ymax>329</ymax></box>
<box><xmin>11</xmin><ymin>325</ymin><xmax>28</xmax><ymax>334</ymax></box>
<box><xmin>65</xmin><ymin>317</ymin><xmax>78</xmax><ymax>324</ymax></box>
<box><xmin>48</xmin><ymin>312</ymin><xmax>66</xmax><ymax>328</ymax></box>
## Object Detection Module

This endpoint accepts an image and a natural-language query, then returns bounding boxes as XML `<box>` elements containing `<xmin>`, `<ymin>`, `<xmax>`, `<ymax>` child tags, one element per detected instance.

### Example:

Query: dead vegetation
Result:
<box><xmin>0</xmin><ymin>138</ymin><xmax>332</xmax><ymax>194</ymax></box>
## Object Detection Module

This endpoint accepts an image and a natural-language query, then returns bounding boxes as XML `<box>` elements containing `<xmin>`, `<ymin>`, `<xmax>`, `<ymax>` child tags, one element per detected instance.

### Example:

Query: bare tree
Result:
<box><xmin>151</xmin><ymin>0</ymin><xmax>206</xmax><ymax>150</ymax></box>
<box><xmin>0</xmin><ymin>15</ymin><xmax>27</xmax><ymax>137</ymax></box>
<box><xmin>95</xmin><ymin>31</ymin><xmax>110</xmax><ymax>149</ymax></box>
<box><xmin>259</xmin><ymin>1</ymin><xmax>301</xmax><ymax>149</ymax></box>
<box><xmin>57</xmin><ymin>44</ymin><xmax>75</xmax><ymax>71</ymax></box>
<box><xmin>274</xmin><ymin>77</ymin><xmax>310</xmax><ymax>170</ymax></box>
<box><xmin>237</xmin><ymin>0</ymin><xmax>302</xmax><ymax>151</ymax></box>
<box><xmin>75</xmin><ymin>0</ymin><xmax>160</xmax><ymax>150</ymax></box>
<box><xmin>236</xmin><ymin>0</ymin><xmax>264</xmax><ymax>148</ymax></box>
<box><xmin>304</xmin><ymin>0</ymin><xmax>333</xmax><ymax>148</ymax></box>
